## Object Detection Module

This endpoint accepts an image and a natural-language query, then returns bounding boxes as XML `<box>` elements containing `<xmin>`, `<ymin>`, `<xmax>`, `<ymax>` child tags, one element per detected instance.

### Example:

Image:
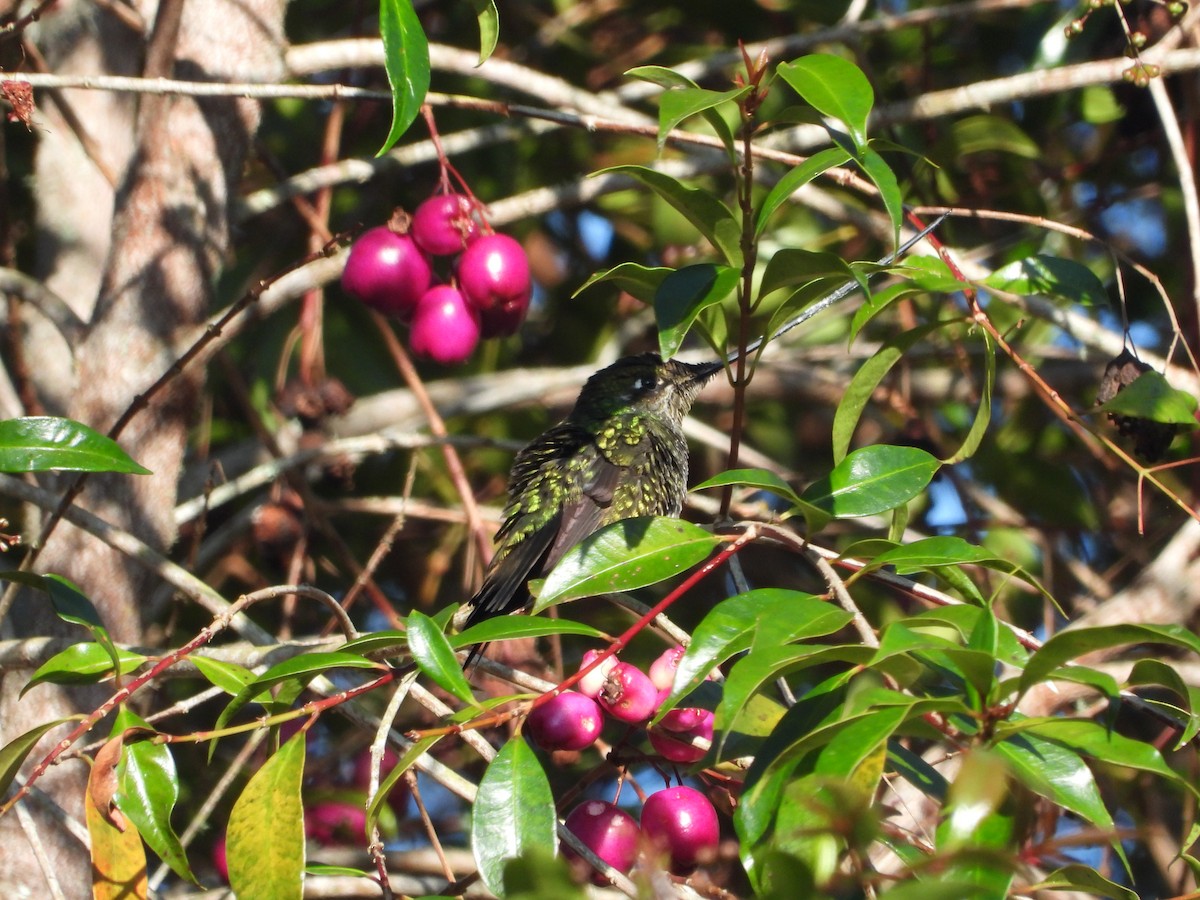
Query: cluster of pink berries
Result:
<box><xmin>341</xmin><ymin>194</ymin><xmax>532</xmax><ymax>365</ymax></box>
<box><xmin>525</xmin><ymin>645</ymin><xmax>721</xmax><ymax>877</ymax></box>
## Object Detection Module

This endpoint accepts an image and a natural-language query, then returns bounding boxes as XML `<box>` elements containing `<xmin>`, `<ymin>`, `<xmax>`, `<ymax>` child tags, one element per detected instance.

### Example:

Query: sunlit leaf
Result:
<box><xmin>574</xmin><ymin>262</ymin><xmax>672</xmax><ymax>304</ymax></box>
<box><xmin>1095</xmin><ymin>369</ymin><xmax>1199</xmax><ymax>426</ymax></box>
<box><xmin>776</xmin><ymin>54</ymin><xmax>874</xmax><ymax>150</ymax></box>
<box><xmin>800</xmin><ymin>445</ymin><xmax>940</xmax><ymax>518</ymax></box>
<box><xmin>0</xmin><ymin>416</ymin><xmax>150</xmax><ymax>473</ymax></box>
<box><xmin>468</xmin><ymin>0</ymin><xmax>498</xmax><ymax>64</ymax></box>
<box><xmin>377</xmin><ymin>0</ymin><xmax>430</xmax><ymax>156</ymax></box>
<box><xmin>407</xmin><ymin>610</ymin><xmax>477</xmax><ymax>705</ymax></box>
<box><xmin>756</xmin><ymin>145</ymin><xmax>852</xmax><ymax>236</ymax></box>
<box><xmin>227</xmin><ymin>732</ymin><xmax>305</xmax><ymax>900</ymax></box>
<box><xmin>984</xmin><ymin>254</ymin><xmax>1109</xmax><ymax>308</ymax></box>
<box><xmin>654</xmin><ymin>263</ymin><xmax>739</xmax><ymax>358</ymax></box>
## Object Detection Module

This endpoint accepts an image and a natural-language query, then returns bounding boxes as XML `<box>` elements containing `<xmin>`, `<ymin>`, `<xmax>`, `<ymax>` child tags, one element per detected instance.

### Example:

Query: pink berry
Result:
<box><xmin>640</xmin><ymin>786</ymin><xmax>719</xmax><ymax>873</ymax></box>
<box><xmin>648</xmin><ymin>646</ymin><xmax>685</xmax><ymax>692</ymax></box>
<box><xmin>341</xmin><ymin>226</ymin><xmax>432</xmax><ymax>321</ymax></box>
<box><xmin>305</xmin><ymin>801</ymin><xmax>367</xmax><ymax>846</ymax></box>
<box><xmin>456</xmin><ymin>233</ymin><xmax>532</xmax><ymax>337</ymax></box>
<box><xmin>563</xmin><ymin>800</ymin><xmax>640</xmax><ymax>883</ymax></box>
<box><xmin>411</xmin><ymin>194</ymin><xmax>481</xmax><ymax>256</ymax></box>
<box><xmin>648</xmin><ymin>708</ymin><xmax>714</xmax><ymax>763</ymax></box>
<box><xmin>526</xmin><ymin>691</ymin><xmax>604</xmax><ymax>752</ymax></box>
<box><xmin>409</xmin><ymin>285</ymin><xmax>481</xmax><ymax>365</ymax></box>
<box><xmin>212</xmin><ymin>834</ymin><xmax>228</xmax><ymax>882</ymax></box>
<box><xmin>577</xmin><ymin>649</ymin><xmax>618</xmax><ymax>699</ymax></box>
<box><xmin>598</xmin><ymin>662</ymin><xmax>659</xmax><ymax>723</ymax></box>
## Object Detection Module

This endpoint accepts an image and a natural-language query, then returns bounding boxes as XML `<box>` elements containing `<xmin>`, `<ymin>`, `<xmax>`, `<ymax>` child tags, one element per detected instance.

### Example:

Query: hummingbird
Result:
<box><xmin>454</xmin><ymin>352</ymin><xmax>721</xmax><ymax>665</ymax></box>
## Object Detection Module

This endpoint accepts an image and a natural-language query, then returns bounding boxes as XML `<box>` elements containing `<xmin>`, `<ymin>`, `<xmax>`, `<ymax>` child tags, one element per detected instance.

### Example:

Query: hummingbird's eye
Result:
<box><xmin>630</xmin><ymin>373</ymin><xmax>661</xmax><ymax>394</ymax></box>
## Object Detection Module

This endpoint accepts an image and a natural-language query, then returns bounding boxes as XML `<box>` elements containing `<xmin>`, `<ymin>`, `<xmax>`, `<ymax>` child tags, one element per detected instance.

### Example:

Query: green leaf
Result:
<box><xmin>0</xmin><ymin>717</ymin><xmax>83</xmax><ymax>799</ymax></box>
<box><xmin>949</xmin><ymin>114</ymin><xmax>1041</xmax><ymax>159</ymax></box>
<box><xmin>1029</xmin><ymin>865</ymin><xmax>1139</xmax><ymax>900</ymax></box>
<box><xmin>191</xmin><ymin>656</ymin><xmax>256</xmax><ymax>696</ymax></box>
<box><xmin>1126</xmin><ymin>658</ymin><xmax>1200</xmax><ymax>747</ymax></box>
<box><xmin>0</xmin><ymin>416</ymin><xmax>150</xmax><ymax>474</ymax></box>
<box><xmin>1095</xmin><ymin>369</ymin><xmax>1199</xmax><ymax>426</ymax></box>
<box><xmin>468</xmin><ymin>0</ymin><xmax>498</xmax><ymax>65</ymax></box>
<box><xmin>831</xmin><ymin>322</ymin><xmax>950</xmax><ymax>463</ymax></box>
<box><xmin>776</xmin><ymin>54</ymin><xmax>874</xmax><ymax>151</ymax></box>
<box><xmin>654</xmin><ymin>263</ymin><xmax>739</xmax><ymax>358</ymax></box>
<box><xmin>218</xmin><ymin>652</ymin><xmax>382</xmax><ymax>730</ymax></box>
<box><xmin>573</xmin><ymin>262</ymin><xmax>672</xmax><ymax>304</ymax></box>
<box><xmin>800</xmin><ymin>445</ymin><xmax>941</xmax><ymax>518</ymax></box>
<box><xmin>227</xmin><ymin>732</ymin><xmax>306</xmax><ymax>900</ymax></box>
<box><xmin>657</xmin><ymin>86</ymin><xmax>747</xmax><ymax>155</ymax></box>
<box><xmin>337</xmin><ymin>629</ymin><xmax>409</xmax><ymax>658</ymax></box>
<box><xmin>114</xmin><ymin>712</ymin><xmax>195</xmax><ymax>883</ymax></box>
<box><xmin>943</xmin><ymin>331</ymin><xmax>995</xmax><ymax>465</ymax></box>
<box><xmin>22</xmin><ymin>643</ymin><xmax>146</xmax><ymax>694</ymax></box>
<box><xmin>862</xmin><ymin>536</ymin><xmax>1050</xmax><ymax>604</ymax></box>
<box><xmin>691</xmin><ymin>467</ymin><xmax>803</xmax><ymax>507</ymax></box>
<box><xmin>454</xmin><ymin>615</ymin><xmax>604</xmax><ymax>648</ymax></box>
<box><xmin>471</xmin><ymin>737</ymin><xmax>556</xmax><ymax>895</ymax></box>
<box><xmin>1020</xmin><ymin>623</ymin><xmax>1200</xmax><ymax>697</ymax></box>
<box><xmin>758</xmin><ymin>249</ymin><xmax>857</xmax><ymax>301</ymax></box>
<box><xmin>984</xmin><ymin>254</ymin><xmax>1109</xmax><ymax>308</ymax></box>
<box><xmin>2</xmin><ymin>571</ymin><xmax>124</xmax><ymax>681</ymax></box>
<box><xmin>533</xmin><ymin>516</ymin><xmax>719</xmax><ymax>612</ymax></box>
<box><xmin>674</xmin><ymin>590</ymin><xmax>854</xmax><ymax>704</ymax></box>
<box><xmin>376</xmin><ymin>0</ymin><xmax>430</xmax><ymax>156</ymax></box>
<box><xmin>596</xmin><ymin>165</ymin><xmax>742</xmax><ymax>266</ymax></box>
<box><xmin>626</xmin><ymin>67</ymin><xmax>742</xmax><ymax>157</ymax></box>
<box><xmin>407</xmin><ymin>610</ymin><xmax>477</xmax><ymax>705</ymax></box>
<box><xmin>859</xmin><ymin>145</ymin><xmax>904</xmax><ymax>245</ymax></box>
<box><xmin>756</xmin><ymin>145</ymin><xmax>852</xmax><ymax>236</ymax></box>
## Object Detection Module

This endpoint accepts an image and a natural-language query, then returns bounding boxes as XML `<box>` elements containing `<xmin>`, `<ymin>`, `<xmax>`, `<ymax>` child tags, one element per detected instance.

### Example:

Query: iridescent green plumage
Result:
<box><xmin>455</xmin><ymin>353</ymin><xmax>719</xmax><ymax>661</ymax></box>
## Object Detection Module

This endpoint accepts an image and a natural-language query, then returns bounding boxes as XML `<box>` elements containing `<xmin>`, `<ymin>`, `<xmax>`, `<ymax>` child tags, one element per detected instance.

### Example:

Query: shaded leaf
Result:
<box><xmin>534</xmin><ymin>516</ymin><xmax>719</xmax><ymax>611</ymax></box>
<box><xmin>756</xmin><ymin>145</ymin><xmax>852</xmax><ymax>236</ymax></box>
<box><xmin>454</xmin><ymin>615</ymin><xmax>604</xmax><ymax>648</ymax></box>
<box><xmin>758</xmin><ymin>249</ymin><xmax>857</xmax><ymax>301</ymax></box>
<box><xmin>597</xmin><ymin>165</ymin><xmax>742</xmax><ymax>266</ymax></box>
<box><xmin>1030</xmin><ymin>865</ymin><xmax>1139</xmax><ymax>899</ymax></box>
<box><xmin>654</xmin><ymin>263</ymin><xmax>739</xmax><ymax>358</ymax></box>
<box><xmin>574</xmin><ymin>262</ymin><xmax>671</xmax><ymax>304</ymax></box>
<box><xmin>949</xmin><ymin>114</ymin><xmax>1041</xmax><ymax>159</ymax></box>
<box><xmin>984</xmin><ymin>254</ymin><xmax>1109</xmax><ymax>308</ymax></box>
<box><xmin>472</xmin><ymin>737</ymin><xmax>556</xmax><ymax>895</ymax></box>
<box><xmin>859</xmin><ymin>144</ymin><xmax>904</xmax><ymax>244</ymax></box>
<box><xmin>468</xmin><ymin>0</ymin><xmax>498</xmax><ymax>64</ymax></box>
<box><xmin>0</xmin><ymin>716</ymin><xmax>82</xmax><ymax>799</ymax></box>
<box><xmin>0</xmin><ymin>416</ymin><xmax>150</xmax><ymax>474</ymax></box>
<box><xmin>227</xmin><ymin>732</ymin><xmax>305</xmax><ymax>900</ymax></box>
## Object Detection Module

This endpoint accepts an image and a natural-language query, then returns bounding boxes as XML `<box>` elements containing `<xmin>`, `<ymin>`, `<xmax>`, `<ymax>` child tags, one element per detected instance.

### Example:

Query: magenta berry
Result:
<box><xmin>409</xmin><ymin>285</ymin><xmax>481</xmax><ymax>365</ymax></box>
<box><xmin>305</xmin><ymin>801</ymin><xmax>367</xmax><ymax>846</ymax></box>
<box><xmin>457</xmin><ymin>233</ymin><xmax>532</xmax><ymax>337</ymax></box>
<box><xmin>577</xmin><ymin>649</ymin><xmax>618</xmax><ymax>699</ymax></box>
<box><xmin>563</xmin><ymin>800</ymin><xmax>640</xmax><ymax>883</ymax></box>
<box><xmin>640</xmin><ymin>785</ymin><xmax>719</xmax><ymax>872</ymax></box>
<box><xmin>526</xmin><ymin>691</ymin><xmax>604</xmax><ymax>752</ymax></box>
<box><xmin>648</xmin><ymin>645</ymin><xmax>685</xmax><ymax>692</ymax></box>
<box><xmin>411</xmin><ymin>194</ymin><xmax>480</xmax><ymax>256</ymax></box>
<box><xmin>648</xmin><ymin>707</ymin><xmax>714</xmax><ymax>763</ymax></box>
<box><xmin>598</xmin><ymin>661</ymin><xmax>660</xmax><ymax>723</ymax></box>
<box><xmin>341</xmin><ymin>226</ymin><xmax>432</xmax><ymax>321</ymax></box>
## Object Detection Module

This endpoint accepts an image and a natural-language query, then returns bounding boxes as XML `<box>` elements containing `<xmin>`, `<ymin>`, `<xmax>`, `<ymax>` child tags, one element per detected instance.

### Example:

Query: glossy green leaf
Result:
<box><xmin>377</xmin><ymin>0</ymin><xmax>430</xmax><ymax>156</ymax></box>
<box><xmin>407</xmin><ymin>610</ymin><xmax>476</xmax><ymax>705</ymax></box>
<box><xmin>114</xmin><ymin>712</ymin><xmax>195</xmax><ymax>883</ymax></box>
<box><xmin>0</xmin><ymin>416</ymin><xmax>150</xmax><ymax>474</ymax></box>
<box><xmin>1095</xmin><ymin>369</ymin><xmax>1199</xmax><ymax>426</ymax></box>
<box><xmin>758</xmin><ymin>249</ymin><xmax>857</xmax><ymax>301</ymax></box>
<box><xmin>627</xmin><ymin>66</ymin><xmax>738</xmax><ymax>156</ymax></box>
<box><xmin>673</xmin><ymin>590</ymin><xmax>852</xmax><ymax>704</ymax></box>
<box><xmin>22</xmin><ymin>643</ymin><xmax>146</xmax><ymax>694</ymax></box>
<box><xmin>0</xmin><ymin>716</ymin><xmax>83</xmax><ymax>799</ymax></box>
<box><xmin>832</xmin><ymin>323</ymin><xmax>949</xmax><ymax>463</ymax></box>
<box><xmin>1020</xmin><ymin>623</ymin><xmax>1200</xmax><ymax>697</ymax></box>
<box><xmin>190</xmin><ymin>656</ymin><xmax>256</xmax><ymax>696</ymax></box>
<box><xmin>994</xmin><ymin>731</ymin><xmax>1115</xmax><ymax>831</ymax></box>
<box><xmin>1018</xmin><ymin>718</ymin><xmax>1193</xmax><ymax>792</ymax></box>
<box><xmin>534</xmin><ymin>516</ymin><xmax>719</xmax><ymax>611</ymax></box>
<box><xmin>597</xmin><ymin>165</ymin><xmax>742</xmax><ymax>266</ymax></box>
<box><xmin>337</xmin><ymin>629</ymin><xmax>409</xmax><ymax>658</ymax></box>
<box><xmin>657</xmin><ymin>86</ymin><xmax>747</xmax><ymax>154</ymax></box>
<box><xmin>227</xmin><ymin>732</ymin><xmax>305</xmax><ymax>900</ymax></box>
<box><xmin>848</xmin><ymin>282</ymin><xmax>925</xmax><ymax>340</ymax></box>
<box><xmin>1126</xmin><ymin>658</ymin><xmax>1200</xmax><ymax>747</ymax></box>
<box><xmin>468</xmin><ymin>0</ymin><xmax>498</xmax><ymax>64</ymax></box>
<box><xmin>1029</xmin><ymin>864</ymin><xmax>1139</xmax><ymax>900</ymax></box>
<box><xmin>800</xmin><ymin>445</ymin><xmax>940</xmax><ymax>518</ymax></box>
<box><xmin>859</xmin><ymin>144</ymin><xmax>904</xmax><ymax>244</ymax></box>
<box><xmin>692</xmin><ymin>467</ymin><xmax>803</xmax><ymax>506</ymax></box>
<box><xmin>218</xmin><ymin>652</ymin><xmax>382</xmax><ymax>730</ymax></box>
<box><xmin>573</xmin><ymin>262</ymin><xmax>672</xmax><ymax>304</ymax></box>
<box><xmin>471</xmin><ymin>737</ymin><xmax>556</xmax><ymax>895</ymax></box>
<box><xmin>984</xmin><ymin>254</ymin><xmax>1108</xmax><ymax>308</ymax></box>
<box><xmin>756</xmin><ymin>145</ymin><xmax>852</xmax><ymax>235</ymax></box>
<box><xmin>776</xmin><ymin>54</ymin><xmax>873</xmax><ymax>150</ymax></box>
<box><xmin>654</xmin><ymin>263</ymin><xmax>739</xmax><ymax>358</ymax></box>
<box><xmin>454</xmin><ymin>615</ymin><xmax>604</xmax><ymax>648</ymax></box>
